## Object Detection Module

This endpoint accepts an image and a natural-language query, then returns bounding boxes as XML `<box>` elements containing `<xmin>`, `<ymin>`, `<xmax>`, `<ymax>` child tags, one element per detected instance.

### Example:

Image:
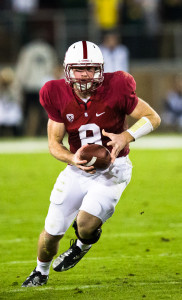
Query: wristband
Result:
<box><xmin>127</xmin><ymin>117</ymin><xmax>153</xmax><ymax>140</ymax></box>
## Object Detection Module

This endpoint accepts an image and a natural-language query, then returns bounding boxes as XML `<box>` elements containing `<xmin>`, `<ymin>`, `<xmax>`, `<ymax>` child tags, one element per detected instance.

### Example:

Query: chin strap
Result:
<box><xmin>72</xmin><ymin>220</ymin><xmax>102</xmax><ymax>245</ymax></box>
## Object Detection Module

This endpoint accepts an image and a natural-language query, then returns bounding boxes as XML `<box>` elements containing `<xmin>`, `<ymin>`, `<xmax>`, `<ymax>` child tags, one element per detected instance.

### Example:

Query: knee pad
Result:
<box><xmin>72</xmin><ymin>220</ymin><xmax>102</xmax><ymax>245</ymax></box>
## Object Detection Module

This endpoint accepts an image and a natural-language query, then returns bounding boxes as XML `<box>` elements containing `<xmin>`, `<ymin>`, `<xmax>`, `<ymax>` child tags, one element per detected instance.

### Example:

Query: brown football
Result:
<box><xmin>80</xmin><ymin>144</ymin><xmax>111</xmax><ymax>170</ymax></box>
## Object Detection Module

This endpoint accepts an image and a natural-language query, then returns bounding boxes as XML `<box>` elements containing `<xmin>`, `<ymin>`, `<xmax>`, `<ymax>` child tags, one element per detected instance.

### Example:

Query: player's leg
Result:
<box><xmin>52</xmin><ymin>181</ymin><xmax>122</xmax><ymax>273</ymax></box>
<box><xmin>22</xmin><ymin>166</ymin><xmax>86</xmax><ymax>287</ymax></box>
<box><xmin>76</xmin><ymin>210</ymin><xmax>102</xmax><ymax>242</ymax></box>
<box><xmin>52</xmin><ymin>178</ymin><xmax>124</xmax><ymax>273</ymax></box>
<box><xmin>22</xmin><ymin>230</ymin><xmax>63</xmax><ymax>287</ymax></box>
<box><xmin>53</xmin><ymin>156</ymin><xmax>132</xmax><ymax>272</ymax></box>
<box><xmin>53</xmin><ymin>211</ymin><xmax>102</xmax><ymax>272</ymax></box>
<box><xmin>37</xmin><ymin>230</ymin><xmax>63</xmax><ymax>262</ymax></box>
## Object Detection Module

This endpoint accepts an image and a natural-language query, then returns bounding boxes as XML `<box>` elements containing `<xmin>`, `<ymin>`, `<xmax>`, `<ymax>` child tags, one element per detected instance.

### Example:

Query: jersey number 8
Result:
<box><xmin>78</xmin><ymin>124</ymin><xmax>102</xmax><ymax>146</ymax></box>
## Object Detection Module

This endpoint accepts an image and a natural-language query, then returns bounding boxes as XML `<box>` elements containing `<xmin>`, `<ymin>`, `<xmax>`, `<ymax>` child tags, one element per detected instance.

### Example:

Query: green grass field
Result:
<box><xmin>0</xmin><ymin>148</ymin><xmax>182</xmax><ymax>300</ymax></box>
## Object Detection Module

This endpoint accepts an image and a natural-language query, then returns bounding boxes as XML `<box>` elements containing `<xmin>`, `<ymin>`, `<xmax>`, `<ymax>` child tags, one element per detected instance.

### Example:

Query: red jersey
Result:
<box><xmin>40</xmin><ymin>71</ymin><xmax>138</xmax><ymax>157</ymax></box>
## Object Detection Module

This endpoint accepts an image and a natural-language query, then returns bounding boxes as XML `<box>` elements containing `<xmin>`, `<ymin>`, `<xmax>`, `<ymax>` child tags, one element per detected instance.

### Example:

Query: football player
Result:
<box><xmin>22</xmin><ymin>41</ymin><xmax>161</xmax><ymax>287</ymax></box>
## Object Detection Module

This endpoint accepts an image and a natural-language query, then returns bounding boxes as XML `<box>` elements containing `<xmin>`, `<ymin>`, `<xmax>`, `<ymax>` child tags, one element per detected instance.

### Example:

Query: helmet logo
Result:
<box><xmin>66</xmin><ymin>114</ymin><xmax>74</xmax><ymax>122</ymax></box>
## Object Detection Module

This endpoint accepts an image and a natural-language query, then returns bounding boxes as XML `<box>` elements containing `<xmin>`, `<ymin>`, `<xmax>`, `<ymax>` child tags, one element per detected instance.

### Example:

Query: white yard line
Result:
<box><xmin>0</xmin><ymin>230</ymin><xmax>172</xmax><ymax>244</ymax></box>
<box><xmin>0</xmin><ymin>138</ymin><xmax>49</xmax><ymax>154</ymax></box>
<box><xmin>0</xmin><ymin>260</ymin><xmax>35</xmax><ymax>265</ymax></box>
<box><xmin>6</xmin><ymin>281</ymin><xmax>182</xmax><ymax>294</ymax></box>
<box><xmin>1</xmin><ymin>253</ymin><xmax>182</xmax><ymax>266</ymax></box>
<box><xmin>130</xmin><ymin>135</ymin><xmax>182</xmax><ymax>149</ymax></box>
<box><xmin>0</xmin><ymin>135</ymin><xmax>182</xmax><ymax>153</ymax></box>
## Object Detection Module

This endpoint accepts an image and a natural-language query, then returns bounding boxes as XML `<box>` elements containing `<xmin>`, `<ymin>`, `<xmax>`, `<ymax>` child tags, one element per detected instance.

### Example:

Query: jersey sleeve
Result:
<box><xmin>39</xmin><ymin>83</ymin><xmax>63</xmax><ymax>123</ymax></box>
<box><xmin>118</xmin><ymin>72</ymin><xmax>138</xmax><ymax>115</ymax></box>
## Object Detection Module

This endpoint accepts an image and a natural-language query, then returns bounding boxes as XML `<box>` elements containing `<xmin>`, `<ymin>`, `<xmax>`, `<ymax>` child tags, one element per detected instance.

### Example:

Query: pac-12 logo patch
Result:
<box><xmin>66</xmin><ymin>114</ymin><xmax>74</xmax><ymax>122</ymax></box>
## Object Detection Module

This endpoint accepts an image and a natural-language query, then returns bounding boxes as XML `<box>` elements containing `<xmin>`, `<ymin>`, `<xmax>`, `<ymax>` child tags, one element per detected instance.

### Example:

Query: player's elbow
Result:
<box><xmin>48</xmin><ymin>141</ymin><xmax>55</xmax><ymax>157</ymax></box>
<box><xmin>153</xmin><ymin>112</ymin><xmax>161</xmax><ymax>129</ymax></box>
<box><xmin>147</xmin><ymin>111</ymin><xmax>161</xmax><ymax>130</ymax></box>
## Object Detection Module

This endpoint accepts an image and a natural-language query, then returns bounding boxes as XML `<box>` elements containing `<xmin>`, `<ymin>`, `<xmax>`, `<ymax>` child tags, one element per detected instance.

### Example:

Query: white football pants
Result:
<box><xmin>45</xmin><ymin>156</ymin><xmax>132</xmax><ymax>236</ymax></box>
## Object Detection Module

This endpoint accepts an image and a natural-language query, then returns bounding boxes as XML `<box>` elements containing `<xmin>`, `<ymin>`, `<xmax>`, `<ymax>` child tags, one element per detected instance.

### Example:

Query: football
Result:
<box><xmin>80</xmin><ymin>144</ymin><xmax>111</xmax><ymax>170</ymax></box>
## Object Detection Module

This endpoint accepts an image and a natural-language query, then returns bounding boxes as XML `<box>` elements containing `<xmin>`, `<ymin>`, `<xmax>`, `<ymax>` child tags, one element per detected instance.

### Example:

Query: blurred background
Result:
<box><xmin>0</xmin><ymin>0</ymin><xmax>182</xmax><ymax>137</ymax></box>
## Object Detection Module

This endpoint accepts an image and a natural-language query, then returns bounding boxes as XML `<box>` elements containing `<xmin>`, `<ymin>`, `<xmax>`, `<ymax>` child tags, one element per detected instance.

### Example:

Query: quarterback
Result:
<box><xmin>22</xmin><ymin>41</ymin><xmax>161</xmax><ymax>287</ymax></box>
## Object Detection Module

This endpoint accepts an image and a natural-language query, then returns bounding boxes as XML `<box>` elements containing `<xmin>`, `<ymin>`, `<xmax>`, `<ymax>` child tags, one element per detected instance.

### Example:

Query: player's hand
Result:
<box><xmin>72</xmin><ymin>144</ymin><xmax>96</xmax><ymax>174</ymax></box>
<box><xmin>102</xmin><ymin>129</ymin><xmax>130</xmax><ymax>163</ymax></box>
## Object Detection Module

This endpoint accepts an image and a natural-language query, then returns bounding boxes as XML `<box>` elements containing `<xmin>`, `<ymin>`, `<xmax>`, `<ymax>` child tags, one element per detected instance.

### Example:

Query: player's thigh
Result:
<box><xmin>45</xmin><ymin>167</ymin><xmax>85</xmax><ymax>235</ymax></box>
<box><xmin>80</xmin><ymin>180</ymin><xmax>128</xmax><ymax>224</ymax></box>
<box><xmin>45</xmin><ymin>203</ymin><xmax>78</xmax><ymax>236</ymax></box>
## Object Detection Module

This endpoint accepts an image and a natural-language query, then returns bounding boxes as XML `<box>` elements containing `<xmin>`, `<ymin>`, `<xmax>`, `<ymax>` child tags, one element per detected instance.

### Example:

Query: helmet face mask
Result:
<box><xmin>64</xmin><ymin>41</ymin><xmax>104</xmax><ymax>93</ymax></box>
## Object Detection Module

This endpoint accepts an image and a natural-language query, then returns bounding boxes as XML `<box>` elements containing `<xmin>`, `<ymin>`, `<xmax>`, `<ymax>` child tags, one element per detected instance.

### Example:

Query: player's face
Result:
<box><xmin>71</xmin><ymin>67</ymin><xmax>96</xmax><ymax>95</ymax></box>
<box><xmin>72</xmin><ymin>67</ymin><xmax>95</xmax><ymax>80</ymax></box>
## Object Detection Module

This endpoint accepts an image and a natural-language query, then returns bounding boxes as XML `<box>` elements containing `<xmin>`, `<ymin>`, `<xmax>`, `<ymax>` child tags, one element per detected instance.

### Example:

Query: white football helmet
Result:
<box><xmin>63</xmin><ymin>41</ymin><xmax>104</xmax><ymax>92</ymax></box>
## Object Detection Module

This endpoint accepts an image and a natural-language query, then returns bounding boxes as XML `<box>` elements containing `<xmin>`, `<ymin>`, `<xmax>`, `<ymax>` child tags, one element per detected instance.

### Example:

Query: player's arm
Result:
<box><xmin>48</xmin><ymin>119</ymin><xmax>95</xmax><ymax>172</ymax></box>
<box><xmin>103</xmin><ymin>98</ymin><xmax>161</xmax><ymax>162</ymax></box>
